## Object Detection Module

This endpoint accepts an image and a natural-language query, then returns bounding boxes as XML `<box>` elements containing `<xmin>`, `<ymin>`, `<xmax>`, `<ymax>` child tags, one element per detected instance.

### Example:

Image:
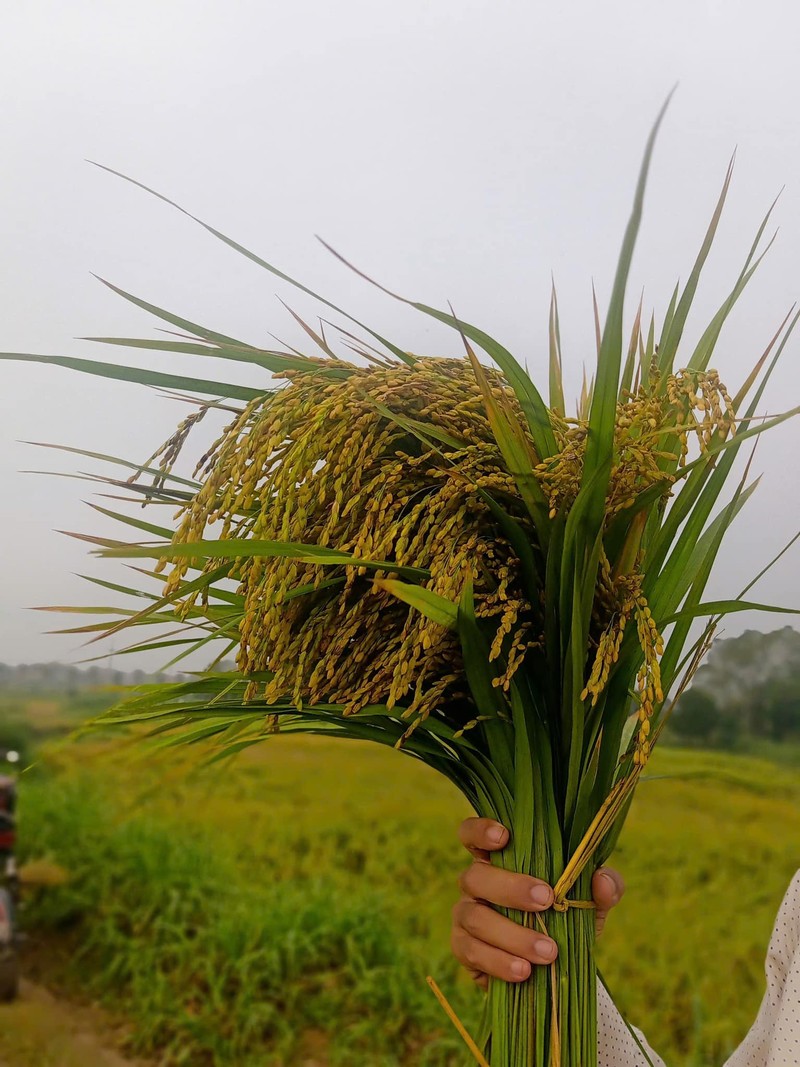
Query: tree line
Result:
<box><xmin>669</xmin><ymin>627</ymin><xmax>800</xmax><ymax>748</ymax></box>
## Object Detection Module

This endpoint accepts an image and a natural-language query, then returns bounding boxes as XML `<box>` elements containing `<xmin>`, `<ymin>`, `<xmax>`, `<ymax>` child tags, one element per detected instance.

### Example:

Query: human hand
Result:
<box><xmin>451</xmin><ymin>818</ymin><xmax>625</xmax><ymax>989</ymax></box>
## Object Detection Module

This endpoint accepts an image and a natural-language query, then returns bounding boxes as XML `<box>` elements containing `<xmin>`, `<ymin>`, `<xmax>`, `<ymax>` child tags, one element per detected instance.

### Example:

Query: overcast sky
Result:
<box><xmin>1</xmin><ymin>0</ymin><xmax>799</xmax><ymax>669</ymax></box>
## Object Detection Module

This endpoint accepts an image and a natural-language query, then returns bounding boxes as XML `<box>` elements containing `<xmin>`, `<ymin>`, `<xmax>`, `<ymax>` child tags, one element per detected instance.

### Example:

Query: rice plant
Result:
<box><xmin>3</xmin><ymin>106</ymin><xmax>800</xmax><ymax>1064</ymax></box>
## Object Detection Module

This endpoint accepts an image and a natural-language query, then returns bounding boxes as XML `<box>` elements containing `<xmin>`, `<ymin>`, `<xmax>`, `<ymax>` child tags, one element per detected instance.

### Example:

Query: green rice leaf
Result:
<box><xmin>549</xmin><ymin>281</ymin><xmax>565</xmax><ymax>415</ymax></box>
<box><xmin>688</xmin><ymin>221</ymin><xmax>778</xmax><ymax>374</ymax></box>
<box><xmin>95</xmin><ymin>537</ymin><xmax>431</xmax><ymax>580</ymax></box>
<box><xmin>657</xmin><ymin>155</ymin><xmax>735</xmax><ymax>375</ymax></box>
<box><xmin>373</xmin><ymin>578</ymin><xmax>458</xmax><ymax>628</ymax></box>
<box><xmin>663</xmin><ymin>599</ymin><xmax>800</xmax><ymax>623</ymax></box>
<box><xmin>23</xmin><ymin>441</ymin><xmax>201</xmax><ymax>489</ymax></box>
<box><xmin>89</xmin><ymin>162</ymin><xmax>416</xmax><ymax>367</ymax></box>
<box><xmin>619</xmin><ymin>293</ymin><xmax>643</xmax><ymax>401</ymax></box>
<box><xmin>582</xmin><ymin>94</ymin><xmax>672</xmax><ymax>532</ymax></box>
<box><xmin>463</xmin><ymin>339</ymin><xmax>549</xmax><ymax>528</ymax></box>
<box><xmin>84</xmin><ymin>334</ymin><xmax>336</xmax><ymax>377</ymax></box>
<box><xmin>1</xmin><ymin>352</ymin><xmax>263</xmax><ymax>402</ymax></box>
<box><xmin>92</xmin><ymin>276</ymin><xmax>251</xmax><ymax>347</ymax></box>
<box><xmin>86</xmin><ymin>502</ymin><xmax>174</xmax><ymax>540</ymax></box>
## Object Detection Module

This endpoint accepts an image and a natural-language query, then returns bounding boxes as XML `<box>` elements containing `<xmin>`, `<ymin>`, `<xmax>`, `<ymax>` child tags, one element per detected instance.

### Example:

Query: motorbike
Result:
<box><xmin>0</xmin><ymin>754</ymin><xmax>20</xmax><ymax>1001</ymax></box>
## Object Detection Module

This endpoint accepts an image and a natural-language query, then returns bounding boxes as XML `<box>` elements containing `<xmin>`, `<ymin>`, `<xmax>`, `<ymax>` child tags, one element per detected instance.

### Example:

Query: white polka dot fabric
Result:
<box><xmin>597</xmin><ymin>978</ymin><xmax>666</xmax><ymax>1066</ymax></box>
<box><xmin>598</xmin><ymin>871</ymin><xmax>800</xmax><ymax>1066</ymax></box>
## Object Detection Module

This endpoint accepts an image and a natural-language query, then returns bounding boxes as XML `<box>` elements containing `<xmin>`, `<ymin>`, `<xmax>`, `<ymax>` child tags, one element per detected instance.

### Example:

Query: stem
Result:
<box><xmin>483</xmin><ymin>864</ymin><xmax>597</xmax><ymax>1066</ymax></box>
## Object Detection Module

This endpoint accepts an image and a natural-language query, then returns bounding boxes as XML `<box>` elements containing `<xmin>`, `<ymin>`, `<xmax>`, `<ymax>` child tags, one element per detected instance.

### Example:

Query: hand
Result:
<box><xmin>451</xmin><ymin>817</ymin><xmax>625</xmax><ymax>989</ymax></box>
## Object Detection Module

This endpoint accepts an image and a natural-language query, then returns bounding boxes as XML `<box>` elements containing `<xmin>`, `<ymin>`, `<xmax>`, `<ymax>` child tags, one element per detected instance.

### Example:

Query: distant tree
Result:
<box><xmin>671</xmin><ymin>689</ymin><xmax>723</xmax><ymax>745</ymax></box>
<box><xmin>673</xmin><ymin>628</ymin><xmax>800</xmax><ymax>749</ymax></box>
<box><xmin>757</xmin><ymin>675</ymin><xmax>800</xmax><ymax>741</ymax></box>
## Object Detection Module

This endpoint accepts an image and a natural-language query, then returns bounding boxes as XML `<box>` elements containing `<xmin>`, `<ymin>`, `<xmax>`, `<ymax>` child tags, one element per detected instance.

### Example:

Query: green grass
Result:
<box><xmin>22</xmin><ymin>738</ymin><xmax>478</xmax><ymax>1066</ymax></box>
<box><xmin>735</xmin><ymin>738</ymin><xmax>800</xmax><ymax>767</ymax></box>
<box><xmin>18</xmin><ymin>737</ymin><xmax>800</xmax><ymax>1066</ymax></box>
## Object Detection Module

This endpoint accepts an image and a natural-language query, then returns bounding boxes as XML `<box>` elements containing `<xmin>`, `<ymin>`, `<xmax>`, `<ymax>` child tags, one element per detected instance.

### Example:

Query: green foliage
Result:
<box><xmin>669</xmin><ymin>689</ymin><xmax>741</xmax><ymax>749</ymax></box>
<box><xmin>23</xmin><ymin>742</ymin><xmax>476</xmax><ymax>1066</ymax></box>
<box><xmin>761</xmin><ymin>680</ymin><xmax>800</xmax><ymax>741</ymax></box>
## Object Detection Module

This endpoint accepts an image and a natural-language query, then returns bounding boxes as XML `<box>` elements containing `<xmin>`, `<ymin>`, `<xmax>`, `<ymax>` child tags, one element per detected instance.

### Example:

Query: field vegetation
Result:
<box><xmin>15</xmin><ymin>726</ymin><xmax>800</xmax><ymax>1066</ymax></box>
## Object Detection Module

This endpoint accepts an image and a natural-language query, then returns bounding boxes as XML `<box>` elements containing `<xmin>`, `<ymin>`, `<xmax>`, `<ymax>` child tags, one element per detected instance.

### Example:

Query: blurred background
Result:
<box><xmin>1</xmin><ymin>1</ymin><xmax>799</xmax><ymax>1064</ymax></box>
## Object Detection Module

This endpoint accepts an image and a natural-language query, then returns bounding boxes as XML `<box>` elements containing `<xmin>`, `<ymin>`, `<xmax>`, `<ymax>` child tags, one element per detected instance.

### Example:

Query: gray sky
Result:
<box><xmin>1</xmin><ymin>0</ymin><xmax>799</xmax><ymax>669</ymax></box>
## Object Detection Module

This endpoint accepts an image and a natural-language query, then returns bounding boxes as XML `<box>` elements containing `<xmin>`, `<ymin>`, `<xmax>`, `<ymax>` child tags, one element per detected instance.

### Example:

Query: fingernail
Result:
<box><xmin>539</xmin><ymin>939</ymin><xmax>558</xmax><ymax>962</ymax></box>
<box><xmin>488</xmin><ymin>825</ymin><xmax>506</xmax><ymax>845</ymax></box>
<box><xmin>511</xmin><ymin>958</ymin><xmax>530</xmax><ymax>978</ymax></box>
<box><xmin>530</xmin><ymin>884</ymin><xmax>553</xmax><ymax>907</ymax></box>
<box><xmin>598</xmin><ymin>871</ymin><xmax>618</xmax><ymax>901</ymax></box>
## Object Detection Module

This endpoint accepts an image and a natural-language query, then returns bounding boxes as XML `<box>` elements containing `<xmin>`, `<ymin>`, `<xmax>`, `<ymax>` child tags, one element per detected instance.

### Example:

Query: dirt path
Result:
<box><xmin>0</xmin><ymin>979</ymin><xmax>151</xmax><ymax>1067</ymax></box>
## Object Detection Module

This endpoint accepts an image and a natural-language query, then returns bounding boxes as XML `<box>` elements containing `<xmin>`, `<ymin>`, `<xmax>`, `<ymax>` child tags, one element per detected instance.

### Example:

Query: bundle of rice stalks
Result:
<box><xmin>4</xmin><ymin>109</ymin><xmax>800</xmax><ymax>1065</ymax></box>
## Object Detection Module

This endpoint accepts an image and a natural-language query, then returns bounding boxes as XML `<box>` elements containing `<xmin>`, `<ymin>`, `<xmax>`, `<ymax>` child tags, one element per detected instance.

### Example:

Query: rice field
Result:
<box><xmin>18</xmin><ymin>735</ymin><xmax>800</xmax><ymax>1066</ymax></box>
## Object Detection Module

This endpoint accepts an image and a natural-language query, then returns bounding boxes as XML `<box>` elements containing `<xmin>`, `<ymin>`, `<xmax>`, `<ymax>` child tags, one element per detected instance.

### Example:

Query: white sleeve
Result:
<box><xmin>598</xmin><ymin>978</ymin><xmax>667</xmax><ymax>1066</ymax></box>
<box><xmin>596</xmin><ymin>870</ymin><xmax>800</xmax><ymax>1067</ymax></box>
<box><xmin>724</xmin><ymin>870</ymin><xmax>800</xmax><ymax>1067</ymax></box>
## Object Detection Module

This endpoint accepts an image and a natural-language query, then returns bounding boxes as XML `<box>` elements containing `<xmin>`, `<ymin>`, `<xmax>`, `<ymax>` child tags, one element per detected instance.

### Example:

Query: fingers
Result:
<box><xmin>452</xmin><ymin>899</ymin><xmax>558</xmax><ymax>971</ymax></box>
<box><xmin>459</xmin><ymin>818</ymin><xmax>509</xmax><ymax>863</ymax></box>
<box><xmin>451</xmin><ymin>926</ymin><xmax>532</xmax><ymax>984</ymax></box>
<box><xmin>592</xmin><ymin>866</ymin><xmax>625</xmax><ymax>937</ymax></box>
<box><xmin>455</xmin><ymin>819</ymin><xmax>553</xmax><ymax>987</ymax></box>
<box><xmin>454</xmin><ymin>817</ymin><xmax>626</xmax><ymax>989</ymax></box>
<box><xmin>458</xmin><ymin>860</ymin><xmax>554</xmax><ymax>912</ymax></box>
